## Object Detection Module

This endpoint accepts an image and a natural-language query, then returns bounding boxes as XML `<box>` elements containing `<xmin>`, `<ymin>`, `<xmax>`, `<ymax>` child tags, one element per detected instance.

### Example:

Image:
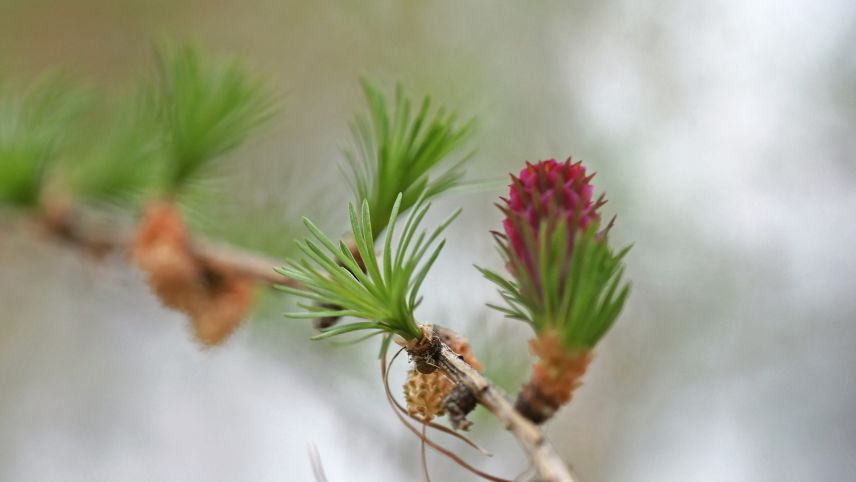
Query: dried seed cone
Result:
<box><xmin>404</xmin><ymin>326</ymin><xmax>484</xmax><ymax>422</ymax></box>
<box><xmin>132</xmin><ymin>201</ymin><xmax>255</xmax><ymax>346</ymax></box>
<box><xmin>515</xmin><ymin>330</ymin><xmax>593</xmax><ymax>424</ymax></box>
<box><xmin>404</xmin><ymin>368</ymin><xmax>455</xmax><ymax>422</ymax></box>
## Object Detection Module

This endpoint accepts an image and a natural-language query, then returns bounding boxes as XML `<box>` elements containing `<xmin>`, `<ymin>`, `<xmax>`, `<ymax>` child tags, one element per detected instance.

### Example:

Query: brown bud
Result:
<box><xmin>515</xmin><ymin>330</ymin><xmax>593</xmax><ymax>424</ymax></box>
<box><xmin>132</xmin><ymin>202</ymin><xmax>255</xmax><ymax>346</ymax></box>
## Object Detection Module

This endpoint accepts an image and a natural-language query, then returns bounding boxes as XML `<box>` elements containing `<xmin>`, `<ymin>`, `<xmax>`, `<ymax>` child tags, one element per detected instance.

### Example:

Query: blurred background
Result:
<box><xmin>1</xmin><ymin>0</ymin><xmax>855</xmax><ymax>481</ymax></box>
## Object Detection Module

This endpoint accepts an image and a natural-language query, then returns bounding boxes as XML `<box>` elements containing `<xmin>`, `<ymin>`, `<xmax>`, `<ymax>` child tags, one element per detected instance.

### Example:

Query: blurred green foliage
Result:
<box><xmin>149</xmin><ymin>42</ymin><xmax>278</xmax><ymax>193</ymax></box>
<box><xmin>68</xmin><ymin>94</ymin><xmax>162</xmax><ymax>207</ymax></box>
<box><xmin>0</xmin><ymin>73</ymin><xmax>90</xmax><ymax>207</ymax></box>
<box><xmin>0</xmin><ymin>42</ymin><xmax>278</xmax><ymax>213</ymax></box>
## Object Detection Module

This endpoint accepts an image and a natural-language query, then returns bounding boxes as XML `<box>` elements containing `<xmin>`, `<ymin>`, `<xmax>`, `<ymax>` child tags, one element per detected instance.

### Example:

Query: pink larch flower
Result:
<box><xmin>484</xmin><ymin>158</ymin><xmax>631</xmax><ymax>424</ymax></box>
<box><xmin>500</xmin><ymin>159</ymin><xmax>604</xmax><ymax>276</ymax></box>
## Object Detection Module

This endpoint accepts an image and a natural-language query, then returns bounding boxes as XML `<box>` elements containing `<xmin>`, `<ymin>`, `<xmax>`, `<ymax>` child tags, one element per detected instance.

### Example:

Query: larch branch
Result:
<box><xmin>20</xmin><ymin>207</ymin><xmax>577</xmax><ymax>481</ymax></box>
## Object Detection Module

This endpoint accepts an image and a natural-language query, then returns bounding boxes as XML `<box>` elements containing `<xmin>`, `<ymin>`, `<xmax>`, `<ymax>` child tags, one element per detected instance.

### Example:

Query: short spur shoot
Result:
<box><xmin>277</xmin><ymin>193</ymin><xmax>459</xmax><ymax>343</ymax></box>
<box><xmin>480</xmin><ymin>158</ymin><xmax>631</xmax><ymax>424</ymax></box>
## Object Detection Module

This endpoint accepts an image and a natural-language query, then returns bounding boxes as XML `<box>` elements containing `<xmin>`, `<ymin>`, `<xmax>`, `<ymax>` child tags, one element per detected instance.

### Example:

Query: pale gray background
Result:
<box><xmin>1</xmin><ymin>1</ymin><xmax>854</xmax><ymax>481</ymax></box>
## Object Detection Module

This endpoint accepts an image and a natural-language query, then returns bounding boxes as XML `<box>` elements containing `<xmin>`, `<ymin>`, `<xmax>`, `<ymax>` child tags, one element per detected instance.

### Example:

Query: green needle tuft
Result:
<box><xmin>279</xmin><ymin>193</ymin><xmax>460</xmax><ymax>342</ymax></box>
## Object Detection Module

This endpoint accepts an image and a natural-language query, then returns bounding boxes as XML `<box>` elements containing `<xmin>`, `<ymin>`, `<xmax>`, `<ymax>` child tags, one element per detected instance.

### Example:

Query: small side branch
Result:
<box><xmin>190</xmin><ymin>238</ymin><xmax>298</xmax><ymax>286</ymax></box>
<box><xmin>39</xmin><ymin>207</ymin><xmax>295</xmax><ymax>286</ymax></box>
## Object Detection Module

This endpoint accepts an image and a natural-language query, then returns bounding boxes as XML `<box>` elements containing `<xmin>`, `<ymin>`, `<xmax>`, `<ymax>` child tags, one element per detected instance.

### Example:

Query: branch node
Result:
<box><xmin>406</xmin><ymin>327</ymin><xmax>443</xmax><ymax>374</ymax></box>
<box><xmin>443</xmin><ymin>383</ymin><xmax>477</xmax><ymax>431</ymax></box>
